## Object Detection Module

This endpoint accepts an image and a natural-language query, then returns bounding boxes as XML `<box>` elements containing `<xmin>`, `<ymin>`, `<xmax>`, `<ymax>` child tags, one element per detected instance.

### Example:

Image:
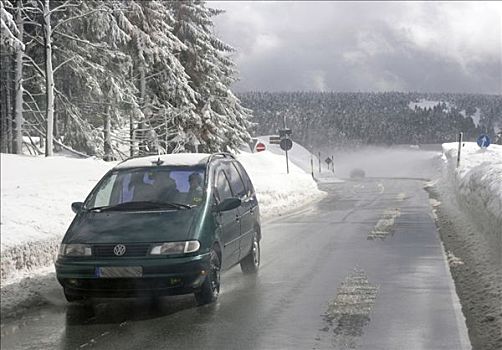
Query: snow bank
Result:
<box><xmin>237</xmin><ymin>151</ymin><xmax>325</xmax><ymax>220</ymax></box>
<box><xmin>1</xmin><ymin>154</ymin><xmax>116</xmax><ymax>282</ymax></box>
<box><xmin>441</xmin><ymin>142</ymin><xmax>502</xmax><ymax>248</ymax></box>
<box><xmin>1</xmin><ymin>150</ymin><xmax>324</xmax><ymax>283</ymax></box>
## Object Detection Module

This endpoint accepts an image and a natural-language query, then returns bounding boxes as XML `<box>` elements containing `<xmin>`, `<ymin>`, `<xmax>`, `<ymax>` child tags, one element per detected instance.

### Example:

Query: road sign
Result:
<box><xmin>278</xmin><ymin>128</ymin><xmax>292</xmax><ymax>137</ymax></box>
<box><xmin>325</xmin><ymin>157</ymin><xmax>332</xmax><ymax>165</ymax></box>
<box><xmin>255</xmin><ymin>142</ymin><xmax>266</xmax><ymax>152</ymax></box>
<box><xmin>269</xmin><ymin>135</ymin><xmax>281</xmax><ymax>144</ymax></box>
<box><xmin>477</xmin><ymin>134</ymin><xmax>491</xmax><ymax>148</ymax></box>
<box><xmin>280</xmin><ymin>138</ymin><xmax>293</xmax><ymax>151</ymax></box>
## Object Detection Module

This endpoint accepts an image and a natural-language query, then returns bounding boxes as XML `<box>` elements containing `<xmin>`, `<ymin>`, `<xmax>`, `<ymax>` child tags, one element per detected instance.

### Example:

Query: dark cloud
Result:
<box><xmin>213</xmin><ymin>2</ymin><xmax>502</xmax><ymax>94</ymax></box>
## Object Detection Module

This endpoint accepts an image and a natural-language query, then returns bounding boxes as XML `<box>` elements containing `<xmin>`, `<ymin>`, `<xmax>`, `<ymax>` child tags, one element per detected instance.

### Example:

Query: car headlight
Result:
<box><xmin>149</xmin><ymin>240</ymin><xmax>200</xmax><ymax>255</ymax></box>
<box><xmin>59</xmin><ymin>244</ymin><xmax>92</xmax><ymax>257</ymax></box>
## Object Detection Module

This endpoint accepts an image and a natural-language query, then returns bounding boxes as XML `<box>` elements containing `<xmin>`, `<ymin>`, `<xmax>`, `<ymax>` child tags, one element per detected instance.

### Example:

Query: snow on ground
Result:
<box><xmin>254</xmin><ymin>136</ymin><xmax>342</xmax><ymax>183</ymax></box>
<box><xmin>440</xmin><ymin>142</ymin><xmax>502</xmax><ymax>251</ymax></box>
<box><xmin>1</xmin><ymin>148</ymin><xmax>324</xmax><ymax>285</ymax></box>
<box><xmin>236</xmin><ymin>150</ymin><xmax>326</xmax><ymax>220</ymax></box>
<box><xmin>408</xmin><ymin>99</ymin><xmax>451</xmax><ymax>112</ymax></box>
<box><xmin>1</xmin><ymin>154</ymin><xmax>116</xmax><ymax>283</ymax></box>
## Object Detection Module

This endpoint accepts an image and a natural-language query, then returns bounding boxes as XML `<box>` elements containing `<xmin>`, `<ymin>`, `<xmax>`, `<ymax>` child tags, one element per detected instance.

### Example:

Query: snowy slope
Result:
<box><xmin>441</xmin><ymin>142</ymin><xmax>502</xmax><ymax>246</ymax></box>
<box><xmin>1</xmin><ymin>150</ymin><xmax>324</xmax><ymax>284</ymax></box>
<box><xmin>254</xmin><ymin>136</ymin><xmax>341</xmax><ymax>182</ymax></box>
<box><xmin>237</xmin><ymin>151</ymin><xmax>325</xmax><ymax>219</ymax></box>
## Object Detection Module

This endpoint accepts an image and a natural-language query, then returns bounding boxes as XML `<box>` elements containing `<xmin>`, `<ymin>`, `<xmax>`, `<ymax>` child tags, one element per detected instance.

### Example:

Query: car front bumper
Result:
<box><xmin>55</xmin><ymin>252</ymin><xmax>211</xmax><ymax>298</ymax></box>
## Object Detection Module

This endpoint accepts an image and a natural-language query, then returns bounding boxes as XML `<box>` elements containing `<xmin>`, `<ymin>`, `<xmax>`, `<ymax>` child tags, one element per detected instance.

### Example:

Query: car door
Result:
<box><xmin>229</xmin><ymin>161</ymin><xmax>258</xmax><ymax>261</ymax></box>
<box><xmin>214</xmin><ymin>168</ymin><xmax>241</xmax><ymax>269</ymax></box>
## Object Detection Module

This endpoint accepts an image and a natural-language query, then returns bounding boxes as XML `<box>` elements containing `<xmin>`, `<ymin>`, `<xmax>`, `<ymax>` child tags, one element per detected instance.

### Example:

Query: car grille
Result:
<box><xmin>93</xmin><ymin>244</ymin><xmax>151</xmax><ymax>257</ymax></box>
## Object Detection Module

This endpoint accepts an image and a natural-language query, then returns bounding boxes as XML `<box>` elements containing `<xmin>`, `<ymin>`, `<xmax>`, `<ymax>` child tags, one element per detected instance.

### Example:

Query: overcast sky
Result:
<box><xmin>212</xmin><ymin>1</ymin><xmax>502</xmax><ymax>94</ymax></box>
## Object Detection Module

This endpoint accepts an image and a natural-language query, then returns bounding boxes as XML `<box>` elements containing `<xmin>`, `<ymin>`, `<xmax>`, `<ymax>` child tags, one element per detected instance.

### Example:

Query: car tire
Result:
<box><xmin>240</xmin><ymin>233</ymin><xmax>260</xmax><ymax>274</ymax></box>
<box><xmin>194</xmin><ymin>249</ymin><xmax>220</xmax><ymax>306</ymax></box>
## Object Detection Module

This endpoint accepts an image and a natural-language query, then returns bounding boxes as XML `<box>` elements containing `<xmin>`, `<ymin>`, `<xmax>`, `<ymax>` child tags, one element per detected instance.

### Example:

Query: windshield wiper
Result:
<box><xmin>88</xmin><ymin>201</ymin><xmax>193</xmax><ymax>212</ymax></box>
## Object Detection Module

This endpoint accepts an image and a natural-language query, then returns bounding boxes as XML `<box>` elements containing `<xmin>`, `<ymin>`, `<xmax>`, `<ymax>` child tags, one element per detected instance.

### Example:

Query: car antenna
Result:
<box><xmin>152</xmin><ymin>157</ymin><xmax>164</xmax><ymax>166</ymax></box>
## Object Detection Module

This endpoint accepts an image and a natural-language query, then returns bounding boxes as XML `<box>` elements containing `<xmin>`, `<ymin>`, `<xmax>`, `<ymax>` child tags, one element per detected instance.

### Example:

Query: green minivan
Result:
<box><xmin>55</xmin><ymin>153</ymin><xmax>261</xmax><ymax>305</ymax></box>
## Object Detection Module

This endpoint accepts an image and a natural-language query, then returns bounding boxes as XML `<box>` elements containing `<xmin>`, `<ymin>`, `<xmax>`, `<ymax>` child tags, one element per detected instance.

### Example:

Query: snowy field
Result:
<box><xmin>441</xmin><ymin>142</ymin><xmax>502</xmax><ymax>252</ymax></box>
<box><xmin>0</xmin><ymin>147</ymin><xmax>324</xmax><ymax>285</ymax></box>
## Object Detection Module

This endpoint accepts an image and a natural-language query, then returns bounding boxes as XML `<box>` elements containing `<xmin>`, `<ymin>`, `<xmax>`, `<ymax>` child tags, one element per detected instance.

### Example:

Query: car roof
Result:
<box><xmin>114</xmin><ymin>153</ymin><xmax>212</xmax><ymax>170</ymax></box>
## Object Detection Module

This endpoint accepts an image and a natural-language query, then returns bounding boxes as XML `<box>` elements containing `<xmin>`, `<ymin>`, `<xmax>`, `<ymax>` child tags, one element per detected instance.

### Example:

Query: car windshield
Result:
<box><xmin>86</xmin><ymin>167</ymin><xmax>205</xmax><ymax>210</ymax></box>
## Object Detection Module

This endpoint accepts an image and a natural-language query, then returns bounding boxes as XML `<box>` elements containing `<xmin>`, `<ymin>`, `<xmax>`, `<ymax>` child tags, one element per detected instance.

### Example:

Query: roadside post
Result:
<box><xmin>310</xmin><ymin>154</ymin><xmax>314</xmax><ymax>179</ymax></box>
<box><xmin>318</xmin><ymin>152</ymin><xmax>321</xmax><ymax>173</ymax></box>
<box><xmin>331</xmin><ymin>155</ymin><xmax>335</xmax><ymax>173</ymax></box>
<box><xmin>456</xmin><ymin>132</ymin><xmax>462</xmax><ymax>168</ymax></box>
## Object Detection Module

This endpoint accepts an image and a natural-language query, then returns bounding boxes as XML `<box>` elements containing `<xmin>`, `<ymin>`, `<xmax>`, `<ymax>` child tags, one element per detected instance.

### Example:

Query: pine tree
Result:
<box><xmin>111</xmin><ymin>0</ymin><xmax>199</xmax><ymax>155</ymax></box>
<box><xmin>169</xmin><ymin>0</ymin><xmax>251</xmax><ymax>152</ymax></box>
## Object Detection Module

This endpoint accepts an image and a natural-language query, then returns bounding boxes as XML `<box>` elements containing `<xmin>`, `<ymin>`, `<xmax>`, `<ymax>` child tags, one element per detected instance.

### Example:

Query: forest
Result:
<box><xmin>239</xmin><ymin>91</ymin><xmax>502</xmax><ymax>151</ymax></box>
<box><xmin>2</xmin><ymin>2</ymin><xmax>501</xmax><ymax>160</ymax></box>
<box><xmin>1</xmin><ymin>0</ymin><xmax>251</xmax><ymax>159</ymax></box>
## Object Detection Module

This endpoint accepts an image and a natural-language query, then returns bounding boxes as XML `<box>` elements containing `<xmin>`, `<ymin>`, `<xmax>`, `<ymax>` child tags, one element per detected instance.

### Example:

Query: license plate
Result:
<box><xmin>97</xmin><ymin>266</ymin><xmax>143</xmax><ymax>278</ymax></box>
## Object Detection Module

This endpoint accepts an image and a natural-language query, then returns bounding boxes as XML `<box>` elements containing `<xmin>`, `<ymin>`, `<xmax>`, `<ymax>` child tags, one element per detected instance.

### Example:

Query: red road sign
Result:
<box><xmin>256</xmin><ymin>142</ymin><xmax>266</xmax><ymax>152</ymax></box>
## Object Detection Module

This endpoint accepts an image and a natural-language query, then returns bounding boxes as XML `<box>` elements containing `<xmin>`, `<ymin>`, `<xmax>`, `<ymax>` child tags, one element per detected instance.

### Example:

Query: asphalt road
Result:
<box><xmin>1</xmin><ymin>150</ymin><xmax>471</xmax><ymax>350</ymax></box>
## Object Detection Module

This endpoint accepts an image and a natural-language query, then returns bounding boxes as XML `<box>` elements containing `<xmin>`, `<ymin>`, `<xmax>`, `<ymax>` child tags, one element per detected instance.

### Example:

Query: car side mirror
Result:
<box><xmin>213</xmin><ymin>197</ymin><xmax>241</xmax><ymax>212</ymax></box>
<box><xmin>71</xmin><ymin>202</ymin><xmax>84</xmax><ymax>213</ymax></box>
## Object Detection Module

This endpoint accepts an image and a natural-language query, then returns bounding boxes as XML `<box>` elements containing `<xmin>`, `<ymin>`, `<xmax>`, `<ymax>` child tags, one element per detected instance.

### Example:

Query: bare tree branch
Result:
<box><xmin>53</xmin><ymin>55</ymin><xmax>76</xmax><ymax>73</ymax></box>
<box><xmin>23</xmin><ymin>53</ymin><xmax>45</xmax><ymax>78</ymax></box>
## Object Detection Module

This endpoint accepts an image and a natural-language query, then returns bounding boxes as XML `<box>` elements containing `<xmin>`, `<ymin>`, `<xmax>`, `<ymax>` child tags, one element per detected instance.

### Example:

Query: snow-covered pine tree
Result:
<box><xmin>111</xmin><ymin>0</ymin><xmax>199</xmax><ymax>155</ymax></box>
<box><xmin>17</xmin><ymin>0</ymin><xmax>138</xmax><ymax>157</ymax></box>
<box><xmin>169</xmin><ymin>0</ymin><xmax>252</xmax><ymax>153</ymax></box>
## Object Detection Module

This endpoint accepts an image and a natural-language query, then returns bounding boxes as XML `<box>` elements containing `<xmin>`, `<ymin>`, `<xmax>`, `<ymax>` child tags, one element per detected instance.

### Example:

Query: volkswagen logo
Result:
<box><xmin>113</xmin><ymin>244</ymin><xmax>126</xmax><ymax>256</ymax></box>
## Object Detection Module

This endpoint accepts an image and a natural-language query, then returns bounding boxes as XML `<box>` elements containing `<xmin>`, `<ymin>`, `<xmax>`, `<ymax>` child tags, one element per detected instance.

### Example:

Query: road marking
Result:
<box><xmin>316</xmin><ymin>267</ymin><xmax>378</xmax><ymax>349</ymax></box>
<box><xmin>396</xmin><ymin>192</ymin><xmax>407</xmax><ymax>201</ymax></box>
<box><xmin>367</xmin><ymin>208</ymin><xmax>401</xmax><ymax>240</ymax></box>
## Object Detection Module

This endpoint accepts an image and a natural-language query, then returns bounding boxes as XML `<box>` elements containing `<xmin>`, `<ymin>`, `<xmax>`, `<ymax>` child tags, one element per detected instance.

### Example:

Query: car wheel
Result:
<box><xmin>240</xmin><ymin>233</ymin><xmax>260</xmax><ymax>274</ymax></box>
<box><xmin>194</xmin><ymin>249</ymin><xmax>220</xmax><ymax>306</ymax></box>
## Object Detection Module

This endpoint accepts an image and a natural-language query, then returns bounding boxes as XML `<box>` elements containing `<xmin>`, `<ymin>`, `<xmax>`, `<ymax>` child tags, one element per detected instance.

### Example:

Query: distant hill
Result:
<box><xmin>238</xmin><ymin>92</ymin><xmax>502</xmax><ymax>150</ymax></box>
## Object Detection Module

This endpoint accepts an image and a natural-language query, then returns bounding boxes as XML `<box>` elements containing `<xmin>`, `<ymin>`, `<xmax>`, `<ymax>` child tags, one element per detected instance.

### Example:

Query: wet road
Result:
<box><xmin>1</xmin><ymin>160</ymin><xmax>470</xmax><ymax>349</ymax></box>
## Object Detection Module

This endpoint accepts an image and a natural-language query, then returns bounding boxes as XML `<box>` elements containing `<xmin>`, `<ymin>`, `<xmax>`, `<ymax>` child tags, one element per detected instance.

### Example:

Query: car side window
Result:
<box><xmin>226</xmin><ymin>162</ymin><xmax>247</xmax><ymax>198</ymax></box>
<box><xmin>233</xmin><ymin>161</ymin><xmax>255</xmax><ymax>196</ymax></box>
<box><xmin>215</xmin><ymin>170</ymin><xmax>232</xmax><ymax>203</ymax></box>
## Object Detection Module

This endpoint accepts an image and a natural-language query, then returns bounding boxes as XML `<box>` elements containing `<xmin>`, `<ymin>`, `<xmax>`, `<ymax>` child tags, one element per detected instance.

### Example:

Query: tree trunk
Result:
<box><xmin>104</xmin><ymin>104</ymin><xmax>112</xmax><ymax>161</ymax></box>
<box><xmin>138</xmin><ymin>62</ymin><xmax>146</xmax><ymax>154</ymax></box>
<box><xmin>1</xmin><ymin>54</ymin><xmax>12</xmax><ymax>153</ymax></box>
<box><xmin>44</xmin><ymin>0</ymin><xmax>54</xmax><ymax>157</ymax></box>
<box><xmin>14</xmin><ymin>0</ymin><xmax>24</xmax><ymax>154</ymax></box>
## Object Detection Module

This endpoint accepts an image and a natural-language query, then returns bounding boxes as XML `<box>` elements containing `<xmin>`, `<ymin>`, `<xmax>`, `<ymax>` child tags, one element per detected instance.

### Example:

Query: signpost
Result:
<box><xmin>325</xmin><ymin>157</ymin><xmax>332</xmax><ymax>171</ymax></box>
<box><xmin>477</xmin><ymin>134</ymin><xmax>491</xmax><ymax>149</ymax></box>
<box><xmin>255</xmin><ymin>142</ymin><xmax>266</xmax><ymax>152</ymax></box>
<box><xmin>269</xmin><ymin>136</ymin><xmax>281</xmax><ymax>145</ymax></box>
<box><xmin>278</xmin><ymin>115</ymin><xmax>293</xmax><ymax>174</ymax></box>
